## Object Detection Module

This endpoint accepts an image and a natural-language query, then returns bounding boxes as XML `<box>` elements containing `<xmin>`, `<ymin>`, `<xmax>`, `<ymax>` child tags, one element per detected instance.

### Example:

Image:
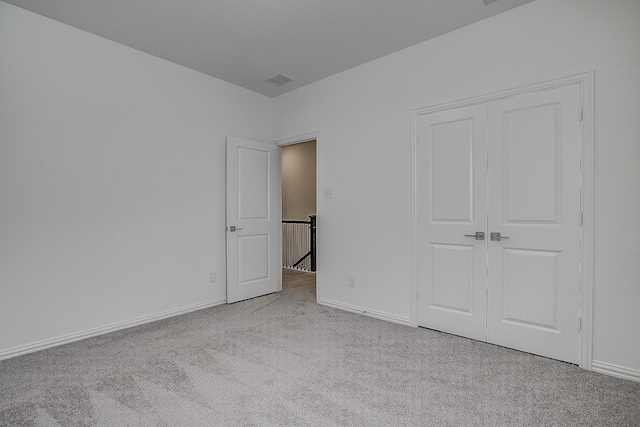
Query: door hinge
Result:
<box><xmin>579</xmin><ymin>107</ymin><xmax>583</xmax><ymax>122</ymax></box>
<box><xmin>578</xmin><ymin>317</ymin><xmax>582</xmax><ymax>331</ymax></box>
<box><xmin>579</xmin><ymin>212</ymin><xmax>584</xmax><ymax>227</ymax></box>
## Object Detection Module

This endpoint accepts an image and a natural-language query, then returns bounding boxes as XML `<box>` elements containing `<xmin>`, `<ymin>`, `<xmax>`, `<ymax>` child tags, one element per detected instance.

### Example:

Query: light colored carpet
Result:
<box><xmin>1</xmin><ymin>268</ymin><xmax>639</xmax><ymax>426</ymax></box>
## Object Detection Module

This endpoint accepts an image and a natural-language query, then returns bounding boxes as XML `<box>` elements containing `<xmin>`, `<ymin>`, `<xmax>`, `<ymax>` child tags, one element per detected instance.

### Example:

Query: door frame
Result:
<box><xmin>274</xmin><ymin>131</ymin><xmax>322</xmax><ymax>302</ymax></box>
<box><xmin>410</xmin><ymin>72</ymin><xmax>594</xmax><ymax>370</ymax></box>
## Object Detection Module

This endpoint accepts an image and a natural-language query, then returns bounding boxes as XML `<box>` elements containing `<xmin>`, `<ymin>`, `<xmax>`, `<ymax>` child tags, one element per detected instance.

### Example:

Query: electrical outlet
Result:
<box><xmin>209</xmin><ymin>272</ymin><xmax>217</xmax><ymax>283</ymax></box>
<box><xmin>349</xmin><ymin>275</ymin><xmax>356</xmax><ymax>287</ymax></box>
<box><xmin>324</xmin><ymin>188</ymin><xmax>333</xmax><ymax>199</ymax></box>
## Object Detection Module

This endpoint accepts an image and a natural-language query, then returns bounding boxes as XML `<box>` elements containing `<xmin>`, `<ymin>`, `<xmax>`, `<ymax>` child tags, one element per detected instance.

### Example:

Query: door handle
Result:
<box><xmin>229</xmin><ymin>226</ymin><xmax>244</xmax><ymax>232</ymax></box>
<box><xmin>464</xmin><ymin>232</ymin><xmax>485</xmax><ymax>240</ymax></box>
<box><xmin>490</xmin><ymin>232</ymin><xmax>509</xmax><ymax>241</ymax></box>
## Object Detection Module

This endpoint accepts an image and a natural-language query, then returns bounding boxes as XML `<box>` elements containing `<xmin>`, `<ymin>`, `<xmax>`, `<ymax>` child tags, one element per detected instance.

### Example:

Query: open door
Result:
<box><xmin>226</xmin><ymin>136</ymin><xmax>281</xmax><ymax>303</ymax></box>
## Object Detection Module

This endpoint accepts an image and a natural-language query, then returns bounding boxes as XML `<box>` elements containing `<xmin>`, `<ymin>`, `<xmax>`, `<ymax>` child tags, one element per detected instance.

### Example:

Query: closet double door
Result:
<box><xmin>416</xmin><ymin>85</ymin><xmax>582</xmax><ymax>363</ymax></box>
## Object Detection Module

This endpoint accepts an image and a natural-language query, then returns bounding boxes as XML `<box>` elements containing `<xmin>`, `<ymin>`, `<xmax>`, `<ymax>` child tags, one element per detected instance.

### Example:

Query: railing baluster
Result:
<box><xmin>282</xmin><ymin>217</ymin><xmax>315</xmax><ymax>271</ymax></box>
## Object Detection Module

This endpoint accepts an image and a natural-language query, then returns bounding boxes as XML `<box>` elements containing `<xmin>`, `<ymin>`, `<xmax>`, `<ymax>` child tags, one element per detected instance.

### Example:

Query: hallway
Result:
<box><xmin>282</xmin><ymin>267</ymin><xmax>316</xmax><ymax>294</ymax></box>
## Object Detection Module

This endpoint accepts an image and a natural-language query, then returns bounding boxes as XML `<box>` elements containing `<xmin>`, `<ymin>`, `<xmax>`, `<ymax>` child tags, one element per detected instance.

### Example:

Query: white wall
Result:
<box><xmin>0</xmin><ymin>2</ymin><xmax>272</xmax><ymax>356</ymax></box>
<box><xmin>273</xmin><ymin>0</ymin><xmax>640</xmax><ymax>375</ymax></box>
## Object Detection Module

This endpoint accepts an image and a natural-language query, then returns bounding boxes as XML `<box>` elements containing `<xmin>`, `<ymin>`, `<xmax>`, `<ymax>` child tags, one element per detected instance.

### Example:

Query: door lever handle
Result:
<box><xmin>229</xmin><ymin>226</ymin><xmax>244</xmax><ymax>232</ymax></box>
<box><xmin>464</xmin><ymin>232</ymin><xmax>485</xmax><ymax>240</ymax></box>
<box><xmin>490</xmin><ymin>232</ymin><xmax>509</xmax><ymax>241</ymax></box>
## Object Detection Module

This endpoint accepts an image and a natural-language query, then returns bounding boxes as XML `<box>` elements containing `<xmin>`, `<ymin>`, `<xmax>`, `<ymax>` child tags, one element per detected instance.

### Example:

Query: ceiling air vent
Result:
<box><xmin>264</xmin><ymin>73</ymin><xmax>295</xmax><ymax>87</ymax></box>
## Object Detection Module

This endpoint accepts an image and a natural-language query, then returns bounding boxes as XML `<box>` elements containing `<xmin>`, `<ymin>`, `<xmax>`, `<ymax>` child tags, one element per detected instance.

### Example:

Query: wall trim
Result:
<box><xmin>592</xmin><ymin>361</ymin><xmax>640</xmax><ymax>383</ymax></box>
<box><xmin>411</xmin><ymin>72</ymin><xmax>593</xmax><ymax>116</ymax></box>
<box><xmin>274</xmin><ymin>132</ymin><xmax>319</xmax><ymax>147</ymax></box>
<box><xmin>319</xmin><ymin>298</ymin><xmax>412</xmax><ymax>326</ymax></box>
<box><xmin>410</xmin><ymin>72</ymin><xmax>595</xmax><ymax>370</ymax></box>
<box><xmin>0</xmin><ymin>298</ymin><xmax>226</xmax><ymax>361</ymax></box>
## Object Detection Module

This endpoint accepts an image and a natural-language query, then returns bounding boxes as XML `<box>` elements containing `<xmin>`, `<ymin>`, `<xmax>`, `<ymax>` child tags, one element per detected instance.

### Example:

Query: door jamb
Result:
<box><xmin>274</xmin><ymin>132</ymin><xmax>322</xmax><ymax>302</ymax></box>
<box><xmin>410</xmin><ymin>72</ymin><xmax>594</xmax><ymax>370</ymax></box>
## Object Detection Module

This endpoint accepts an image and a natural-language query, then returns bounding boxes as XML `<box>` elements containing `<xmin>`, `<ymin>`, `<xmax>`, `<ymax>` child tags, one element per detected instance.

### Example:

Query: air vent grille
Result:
<box><xmin>264</xmin><ymin>73</ymin><xmax>295</xmax><ymax>87</ymax></box>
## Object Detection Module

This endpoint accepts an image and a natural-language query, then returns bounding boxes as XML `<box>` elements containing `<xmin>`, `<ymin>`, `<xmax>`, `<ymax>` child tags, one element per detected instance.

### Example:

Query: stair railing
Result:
<box><xmin>282</xmin><ymin>215</ymin><xmax>316</xmax><ymax>272</ymax></box>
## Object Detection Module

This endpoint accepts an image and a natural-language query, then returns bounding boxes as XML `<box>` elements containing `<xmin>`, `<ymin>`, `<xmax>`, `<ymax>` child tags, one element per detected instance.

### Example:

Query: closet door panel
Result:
<box><xmin>486</xmin><ymin>85</ymin><xmax>582</xmax><ymax>364</ymax></box>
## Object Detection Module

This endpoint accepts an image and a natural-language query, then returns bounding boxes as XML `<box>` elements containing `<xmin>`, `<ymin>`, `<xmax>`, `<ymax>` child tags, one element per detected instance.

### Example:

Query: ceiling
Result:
<box><xmin>4</xmin><ymin>0</ymin><xmax>535</xmax><ymax>97</ymax></box>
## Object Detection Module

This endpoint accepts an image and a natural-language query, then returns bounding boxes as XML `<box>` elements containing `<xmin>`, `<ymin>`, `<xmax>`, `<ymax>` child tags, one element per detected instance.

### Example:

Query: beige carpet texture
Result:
<box><xmin>1</xmin><ymin>269</ymin><xmax>639</xmax><ymax>426</ymax></box>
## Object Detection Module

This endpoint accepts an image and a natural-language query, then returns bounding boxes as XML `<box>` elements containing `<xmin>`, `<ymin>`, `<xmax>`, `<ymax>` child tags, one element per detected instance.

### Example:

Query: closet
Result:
<box><xmin>415</xmin><ymin>84</ymin><xmax>582</xmax><ymax>363</ymax></box>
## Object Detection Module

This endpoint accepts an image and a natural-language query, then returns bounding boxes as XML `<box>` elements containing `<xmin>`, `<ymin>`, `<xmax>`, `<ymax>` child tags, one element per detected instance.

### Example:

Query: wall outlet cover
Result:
<box><xmin>349</xmin><ymin>275</ymin><xmax>356</xmax><ymax>287</ymax></box>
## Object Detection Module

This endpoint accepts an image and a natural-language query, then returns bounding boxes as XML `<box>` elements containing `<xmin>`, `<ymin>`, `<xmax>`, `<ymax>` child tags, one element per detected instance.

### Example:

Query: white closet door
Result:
<box><xmin>486</xmin><ymin>85</ymin><xmax>582</xmax><ymax>363</ymax></box>
<box><xmin>416</xmin><ymin>84</ymin><xmax>583</xmax><ymax>364</ymax></box>
<box><xmin>417</xmin><ymin>104</ymin><xmax>488</xmax><ymax>341</ymax></box>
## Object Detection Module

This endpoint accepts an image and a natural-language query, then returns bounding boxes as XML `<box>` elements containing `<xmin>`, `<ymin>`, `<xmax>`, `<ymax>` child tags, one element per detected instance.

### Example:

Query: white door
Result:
<box><xmin>416</xmin><ymin>104</ymin><xmax>488</xmax><ymax>341</ymax></box>
<box><xmin>417</xmin><ymin>84</ymin><xmax>582</xmax><ymax>364</ymax></box>
<box><xmin>486</xmin><ymin>85</ymin><xmax>581</xmax><ymax>363</ymax></box>
<box><xmin>226</xmin><ymin>136</ymin><xmax>281</xmax><ymax>303</ymax></box>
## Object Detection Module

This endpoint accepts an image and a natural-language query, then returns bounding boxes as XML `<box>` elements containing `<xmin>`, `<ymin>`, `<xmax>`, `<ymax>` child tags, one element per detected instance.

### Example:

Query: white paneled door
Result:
<box><xmin>417</xmin><ymin>85</ymin><xmax>582</xmax><ymax>364</ymax></box>
<box><xmin>416</xmin><ymin>104</ymin><xmax>488</xmax><ymax>341</ymax></box>
<box><xmin>226</xmin><ymin>137</ymin><xmax>281</xmax><ymax>304</ymax></box>
<box><xmin>486</xmin><ymin>86</ymin><xmax>582</xmax><ymax>362</ymax></box>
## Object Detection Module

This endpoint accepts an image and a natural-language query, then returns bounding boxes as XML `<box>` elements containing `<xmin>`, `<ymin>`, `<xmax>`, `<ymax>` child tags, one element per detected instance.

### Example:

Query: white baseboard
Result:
<box><xmin>0</xmin><ymin>298</ymin><xmax>226</xmax><ymax>361</ymax></box>
<box><xmin>318</xmin><ymin>298</ymin><xmax>411</xmax><ymax>326</ymax></box>
<box><xmin>591</xmin><ymin>360</ymin><xmax>640</xmax><ymax>383</ymax></box>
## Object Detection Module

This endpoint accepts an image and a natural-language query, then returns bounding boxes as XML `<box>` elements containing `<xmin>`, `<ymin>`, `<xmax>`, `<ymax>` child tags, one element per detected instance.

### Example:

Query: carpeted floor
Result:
<box><xmin>1</xmin><ymin>268</ymin><xmax>639</xmax><ymax>426</ymax></box>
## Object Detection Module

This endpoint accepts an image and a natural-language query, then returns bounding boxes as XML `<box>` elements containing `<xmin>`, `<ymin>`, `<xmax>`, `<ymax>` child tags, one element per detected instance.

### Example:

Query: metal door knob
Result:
<box><xmin>465</xmin><ymin>232</ymin><xmax>485</xmax><ymax>240</ymax></box>
<box><xmin>490</xmin><ymin>232</ymin><xmax>509</xmax><ymax>241</ymax></box>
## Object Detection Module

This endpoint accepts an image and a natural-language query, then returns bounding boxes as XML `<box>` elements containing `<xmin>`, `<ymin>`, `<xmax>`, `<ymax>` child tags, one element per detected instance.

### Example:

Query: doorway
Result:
<box><xmin>280</xmin><ymin>138</ymin><xmax>318</xmax><ymax>294</ymax></box>
<box><xmin>412</xmin><ymin>74</ymin><xmax>594</xmax><ymax>367</ymax></box>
